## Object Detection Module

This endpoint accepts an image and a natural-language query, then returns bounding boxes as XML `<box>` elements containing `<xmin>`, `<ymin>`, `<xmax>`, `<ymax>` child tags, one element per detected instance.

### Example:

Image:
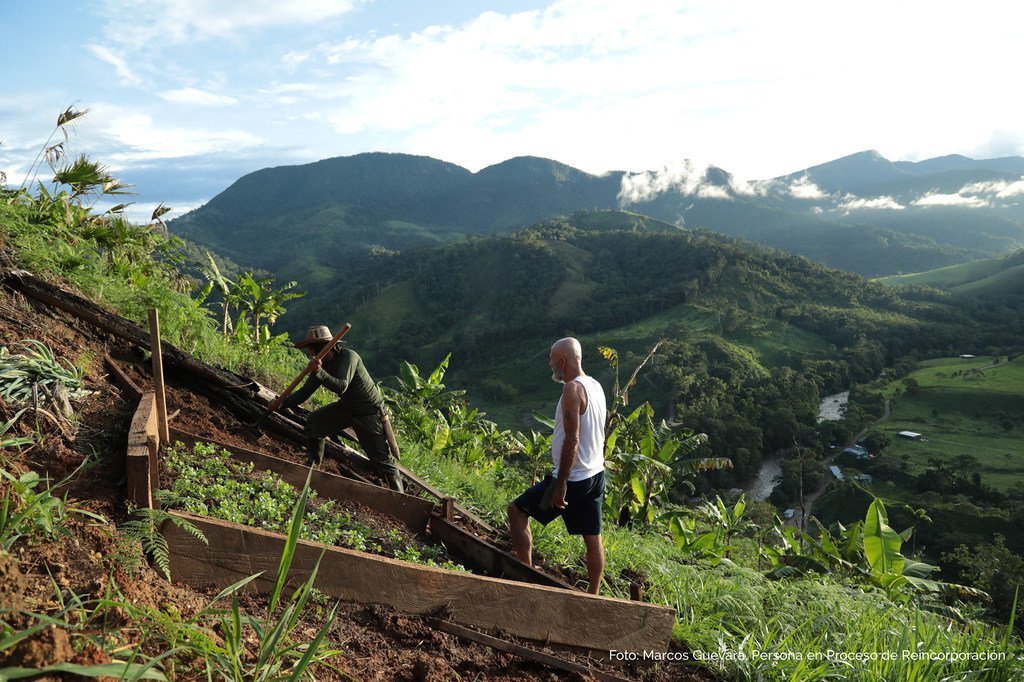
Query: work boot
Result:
<box><xmin>386</xmin><ymin>470</ymin><xmax>405</xmax><ymax>494</ymax></box>
<box><xmin>306</xmin><ymin>438</ymin><xmax>325</xmax><ymax>468</ymax></box>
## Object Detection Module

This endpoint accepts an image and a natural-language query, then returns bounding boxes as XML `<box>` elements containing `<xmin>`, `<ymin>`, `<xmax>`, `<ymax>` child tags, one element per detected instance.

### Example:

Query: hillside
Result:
<box><xmin>317</xmin><ymin>210</ymin><xmax>1024</xmax><ymax>489</ymax></box>
<box><xmin>879</xmin><ymin>248</ymin><xmax>1024</xmax><ymax>296</ymax></box>
<box><xmin>4</xmin><ymin>143</ymin><xmax>1024</xmax><ymax>680</ymax></box>
<box><xmin>170</xmin><ymin>150</ymin><xmax>1024</xmax><ymax>284</ymax></box>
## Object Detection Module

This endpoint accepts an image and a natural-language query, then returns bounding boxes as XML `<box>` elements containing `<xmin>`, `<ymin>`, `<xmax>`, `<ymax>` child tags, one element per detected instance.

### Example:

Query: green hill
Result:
<box><xmin>313</xmin><ymin>210</ymin><xmax>1012</xmax><ymax>485</ymax></box>
<box><xmin>879</xmin><ymin>249</ymin><xmax>1024</xmax><ymax>296</ymax></box>
<box><xmin>169</xmin><ymin>150</ymin><xmax>1024</xmax><ymax>283</ymax></box>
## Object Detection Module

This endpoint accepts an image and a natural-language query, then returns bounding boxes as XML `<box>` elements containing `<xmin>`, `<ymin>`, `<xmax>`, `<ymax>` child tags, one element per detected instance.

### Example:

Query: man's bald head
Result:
<box><xmin>549</xmin><ymin>337</ymin><xmax>583</xmax><ymax>383</ymax></box>
<box><xmin>551</xmin><ymin>337</ymin><xmax>582</xmax><ymax>361</ymax></box>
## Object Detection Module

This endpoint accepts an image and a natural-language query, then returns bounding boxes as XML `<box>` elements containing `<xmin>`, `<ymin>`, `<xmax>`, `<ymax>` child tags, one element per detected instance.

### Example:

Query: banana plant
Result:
<box><xmin>232</xmin><ymin>273</ymin><xmax>304</xmax><ymax>348</ymax></box>
<box><xmin>699</xmin><ymin>495</ymin><xmax>757</xmax><ymax>559</ymax></box>
<box><xmin>604</xmin><ymin>402</ymin><xmax>724</xmax><ymax>526</ymax></box>
<box><xmin>199</xmin><ymin>252</ymin><xmax>238</xmax><ymax>336</ymax></box>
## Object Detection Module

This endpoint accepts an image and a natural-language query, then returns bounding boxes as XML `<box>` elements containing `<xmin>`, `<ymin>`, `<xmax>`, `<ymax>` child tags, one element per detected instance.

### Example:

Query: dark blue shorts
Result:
<box><xmin>513</xmin><ymin>471</ymin><xmax>604</xmax><ymax>536</ymax></box>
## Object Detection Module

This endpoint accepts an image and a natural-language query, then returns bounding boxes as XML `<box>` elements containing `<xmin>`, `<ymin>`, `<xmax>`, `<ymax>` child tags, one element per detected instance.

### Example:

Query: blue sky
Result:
<box><xmin>2</xmin><ymin>0</ymin><xmax>1023</xmax><ymax>222</ymax></box>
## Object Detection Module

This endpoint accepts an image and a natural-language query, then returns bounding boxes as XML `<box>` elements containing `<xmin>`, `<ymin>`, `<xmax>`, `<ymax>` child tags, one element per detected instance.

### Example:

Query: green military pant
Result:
<box><xmin>305</xmin><ymin>401</ymin><xmax>402</xmax><ymax>491</ymax></box>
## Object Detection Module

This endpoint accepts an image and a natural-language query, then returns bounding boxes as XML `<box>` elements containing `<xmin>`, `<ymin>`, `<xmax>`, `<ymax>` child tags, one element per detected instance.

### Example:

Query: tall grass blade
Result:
<box><xmin>269</xmin><ymin>466</ymin><xmax>313</xmax><ymax>614</ymax></box>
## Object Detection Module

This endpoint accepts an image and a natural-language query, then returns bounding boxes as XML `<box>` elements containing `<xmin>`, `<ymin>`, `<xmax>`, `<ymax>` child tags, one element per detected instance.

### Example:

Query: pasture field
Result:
<box><xmin>875</xmin><ymin>355</ymin><xmax>1024</xmax><ymax>490</ymax></box>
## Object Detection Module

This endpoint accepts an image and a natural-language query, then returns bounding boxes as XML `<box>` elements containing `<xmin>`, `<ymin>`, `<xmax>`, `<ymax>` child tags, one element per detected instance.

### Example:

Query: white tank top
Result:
<box><xmin>551</xmin><ymin>375</ymin><xmax>607</xmax><ymax>481</ymax></box>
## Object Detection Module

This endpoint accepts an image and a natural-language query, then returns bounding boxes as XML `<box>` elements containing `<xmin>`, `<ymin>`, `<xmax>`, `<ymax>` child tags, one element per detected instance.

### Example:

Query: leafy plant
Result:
<box><xmin>199</xmin><ymin>468</ymin><xmax>342</xmax><ymax>681</ymax></box>
<box><xmin>120</xmin><ymin>507</ymin><xmax>208</xmax><ymax>581</ymax></box>
<box><xmin>604</xmin><ymin>402</ymin><xmax>724</xmax><ymax>526</ymax></box>
<box><xmin>1</xmin><ymin>469</ymin><xmax>73</xmax><ymax>550</ymax></box>
<box><xmin>233</xmin><ymin>272</ymin><xmax>304</xmax><ymax>348</ymax></box>
<box><xmin>0</xmin><ymin>340</ymin><xmax>90</xmax><ymax>407</ymax></box>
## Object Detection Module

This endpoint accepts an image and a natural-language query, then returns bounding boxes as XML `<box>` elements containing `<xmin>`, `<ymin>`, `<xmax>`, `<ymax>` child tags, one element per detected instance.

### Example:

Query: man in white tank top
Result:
<box><xmin>509</xmin><ymin>337</ymin><xmax>607</xmax><ymax>594</ymax></box>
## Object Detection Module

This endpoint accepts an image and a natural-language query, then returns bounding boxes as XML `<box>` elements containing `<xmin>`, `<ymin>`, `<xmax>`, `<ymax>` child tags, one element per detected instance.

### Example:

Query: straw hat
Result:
<box><xmin>295</xmin><ymin>325</ymin><xmax>336</xmax><ymax>349</ymax></box>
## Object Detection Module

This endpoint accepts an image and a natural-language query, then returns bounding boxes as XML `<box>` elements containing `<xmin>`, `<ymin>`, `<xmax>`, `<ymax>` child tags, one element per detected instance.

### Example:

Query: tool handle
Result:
<box><xmin>270</xmin><ymin>323</ymin><xmax>352</xmax><ymax>410</ymax></box>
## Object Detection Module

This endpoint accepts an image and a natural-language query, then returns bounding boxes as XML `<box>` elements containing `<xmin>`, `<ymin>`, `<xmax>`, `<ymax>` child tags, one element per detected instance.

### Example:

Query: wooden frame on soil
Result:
<box><xmin>167</xmin><ymin>427</ymin><xmax>575</xmax><ymax>590</ymax></box>
<box><xmin>161</xmin><ymin>511</ymin><xmax>676</xmax><ymax>653</ymax></box>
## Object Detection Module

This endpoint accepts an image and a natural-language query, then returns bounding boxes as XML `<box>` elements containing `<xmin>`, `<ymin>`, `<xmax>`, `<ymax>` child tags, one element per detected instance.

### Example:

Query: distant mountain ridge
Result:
<box><xmin>170</xmin><ymin>149</ymin><xmax>1024</xmax><ymax>282</ymax></box>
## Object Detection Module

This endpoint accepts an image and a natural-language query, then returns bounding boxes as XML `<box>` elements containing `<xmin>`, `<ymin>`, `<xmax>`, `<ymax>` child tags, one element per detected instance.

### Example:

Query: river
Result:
<box><xmin>743</xmin><ymin>390</ymin><xmax>849</xmax><ymax>501</ymax></box>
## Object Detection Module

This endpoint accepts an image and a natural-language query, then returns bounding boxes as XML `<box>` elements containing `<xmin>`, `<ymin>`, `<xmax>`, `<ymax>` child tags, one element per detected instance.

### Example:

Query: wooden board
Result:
<box><xmin>429</xmin><ymin>516</ymin><xmax>576</xmax><ymax>590</ymax></box>
<box><xmin>126</xmin><ymin>392</ymin><xmax>158</xmax><ymax>508</ymax></box>
<box><xmin>169</xmin><ymin>427</ymin><xmax>433</xmax><ymax>534</ymax></box>
<box><xmin>164</xmin><ymin>512</ymin><xmax>676</xmax><ymax>653</ymax></box>
<box><xmin>429</xmin><ymin>619</ymin><xmax>633</xmax><ymax>682</ymax></box>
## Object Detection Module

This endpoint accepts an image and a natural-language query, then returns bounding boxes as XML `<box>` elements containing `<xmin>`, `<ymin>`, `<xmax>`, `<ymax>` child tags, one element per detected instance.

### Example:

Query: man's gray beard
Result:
<box><xmin>551</xmin><ymin>371</ymin><xmax>564</xmax><ymax>384</ymax></box>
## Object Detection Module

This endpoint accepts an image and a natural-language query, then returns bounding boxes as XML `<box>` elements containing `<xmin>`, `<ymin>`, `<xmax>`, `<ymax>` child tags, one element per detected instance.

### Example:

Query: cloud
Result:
<box><xmin>787</xmin><ymin>176</ymin><xmax>827</xmax><ymax>200</ymax></box>
<box><xmin>912</xmin><ymin>192</ymin><xmax>989</xmax><ymax>208</ymax></box>
<box><xmin>96</xmin><ymin>0</ymin><xmax>364</xmax><ymax>47</ymax></box>
<box><xmin>837</xmin><ymin>194</ymin><xmax>904</xmax><ymax>211</ymax></box>
<box><xmin>91</xmin><ymin>106</ymin><xmax>262</xmax><ymax>164</ymax></box>
<box><xmin>959</xmin><ymin>177</ymin><xmax>1024</xmax><ymax>198</ymax></box>
<box><xmin>159</xmin><ymin>88</ymin><xmax>239</xmax><ymax>106</ymax></box>
<box><xmin>87</xmin><ymin>44</ymin><xmax>143</xmax><ymax>86</ymax></box>
<box><xmin>617</xmin><ymin>160</ymin><xmax>734</xmax><ymax>204</ymax></box>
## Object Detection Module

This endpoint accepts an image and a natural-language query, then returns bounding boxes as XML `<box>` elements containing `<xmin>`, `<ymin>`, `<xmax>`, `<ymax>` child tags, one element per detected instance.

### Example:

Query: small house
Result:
<box><xmin>829</xmin><ymin>465</ymin><xmax>844</xmax><ymax>480</ymax></box>
<box><xmin>841</xmin><ymin>445</ymin><xmax>871</xmax><ymax>460</ymax></box>
<box><xmin>959</xmin><ymin>354</ymin><xmax>976</xmax><ymax>359</ymax></box>
<box><xmin>898</xmin><ymin>431</ymin><xmax>923</xmax><ymax>440</ymax></box>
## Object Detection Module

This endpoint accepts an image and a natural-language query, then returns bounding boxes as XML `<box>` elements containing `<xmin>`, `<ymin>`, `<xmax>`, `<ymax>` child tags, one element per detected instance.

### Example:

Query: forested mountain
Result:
<box><xmin>317</xmin><ymin>210</ymin><xmax>1022</xmax><ymax>487</ymax></box>
<box><xmin>170</xmin><ymin>150</ymin><xmax>1024</xmax><ymax>283</ymax></box>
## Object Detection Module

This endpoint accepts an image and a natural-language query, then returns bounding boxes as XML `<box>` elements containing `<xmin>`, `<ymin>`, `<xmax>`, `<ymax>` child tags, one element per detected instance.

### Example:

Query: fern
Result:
<box><xmin>121</xmin><ymin>507</ymin><xmax>207</xmax><ymax>581</ymax></box>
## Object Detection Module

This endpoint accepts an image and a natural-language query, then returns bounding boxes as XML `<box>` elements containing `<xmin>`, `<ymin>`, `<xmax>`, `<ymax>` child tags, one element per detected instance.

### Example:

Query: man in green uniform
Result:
<box><xmin>267</xmin><ymin>325</ymin><xmax>403</xmax><ymax>493</ymax></box>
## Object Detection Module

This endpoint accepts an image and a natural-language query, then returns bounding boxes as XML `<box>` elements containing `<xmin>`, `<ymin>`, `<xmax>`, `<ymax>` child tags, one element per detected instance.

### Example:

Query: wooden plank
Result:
<box><xmin>429</xmin><ymin>619</ymin><xmax>633</xmax><ymax>682</ymax></box>
<box><xmin>126</xmin><ymin>392</ymin><xmax>159</xmax><ymax>509</ymax></box>
<box><xmin>163</xmin><ymin>512</ymin><xmax>676</xmax><ymax>653</ymax></box>
<box><xmin>398</xmin><ymin>465</ymin><xmax>499</xmax><ymax>536</ymax></box>
<box><xmin>169</xmin><ymin>427</ymin><xmax>433</xmax><ymax>534</ymax></box>
<box><xmin>103</xmin><ymin>354</ymin><xmax>143</xmax><ymax>401</ymax></box>
<box><xmin>429</xmin><ymin>516</ymin><xmax>576</xmax><ymax>590</ymax></box>
<box><xmin>146</xmin><ymin>435</ymin><xmax>160</xmax><ymax>508</ymax></box>
<box><xmin>127</xmin><ymin>447</ymin><xmax>153</xmax><ymax>509</ymax></box>
<box><xmin>148</xmin><ymin>309</ymin><xmax>170</xmax><ymax>444</ymax></box>
<box><xmin>128</xmin><ymin>392</ymin><xmax>157</xmax><ymax>447</ymax></box>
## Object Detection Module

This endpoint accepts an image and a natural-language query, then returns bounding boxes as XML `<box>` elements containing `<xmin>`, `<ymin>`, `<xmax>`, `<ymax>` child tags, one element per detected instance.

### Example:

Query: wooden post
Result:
<box><xmin>443</xmin><ymin>497</ymin><xmax>456</xmax><ymax>522</ymax></box>
<box><xmin>146</xmin><ymin>434</ymin><xmax>160</xmax><ymax>508</ymax></box>
<box><xmin>148</xmin><ymin>309</ymin><xmax>170</xmax><ymax>444</ymax></box>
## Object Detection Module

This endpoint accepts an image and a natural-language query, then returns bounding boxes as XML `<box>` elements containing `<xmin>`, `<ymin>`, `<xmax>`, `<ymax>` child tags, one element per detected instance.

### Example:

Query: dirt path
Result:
<box><xmin>788</xmin><ymin>398</ymin><xmax>890</xmax><ymax>528</ymax></box>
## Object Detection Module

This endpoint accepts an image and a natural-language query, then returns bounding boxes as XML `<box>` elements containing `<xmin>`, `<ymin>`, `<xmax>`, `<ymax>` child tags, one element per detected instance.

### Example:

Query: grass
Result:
<box><xmin>875</xmin><ymin>356</ymin><xmax>1024</xmax><ymax>490</ymax></box>
<box><xmin>878</xmin><ymin>258</ymin><xmax>1005</xmax><ymax>288</ymax></box>
<box><xmin>399</xmin><ymin>442</ymin><xmax>1024</xmax><ymax>680</ymax></box>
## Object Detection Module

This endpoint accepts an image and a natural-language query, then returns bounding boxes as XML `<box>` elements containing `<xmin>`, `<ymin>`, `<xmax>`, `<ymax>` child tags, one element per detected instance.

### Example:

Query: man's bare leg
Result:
<box><xmin>508</xmin><ymin>503</ymin><xmax>533</xmax><ymax>566</ymax></box>
<box><xmin>583</xmin><ymin>534</ymin><xmax>605</xmax><ymax>595</ymax></box>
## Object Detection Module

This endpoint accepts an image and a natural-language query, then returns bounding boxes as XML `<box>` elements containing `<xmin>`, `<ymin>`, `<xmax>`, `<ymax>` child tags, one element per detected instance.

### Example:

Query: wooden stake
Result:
<box><xmin>146</xmin><ymin>434</ymin><xmax>160</xmax><ymax>508</ymax></box>
<box><xmin>148</xmin><ymin>309</ymin><xmax>170</xmax><ymax>444</ymax></box>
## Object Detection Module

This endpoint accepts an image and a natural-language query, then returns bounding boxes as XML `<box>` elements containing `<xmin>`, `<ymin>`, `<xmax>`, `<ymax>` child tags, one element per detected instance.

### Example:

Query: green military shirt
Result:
<box><xmin>282</xmin><ymin>348</ymin><xmax>383</xmax><ymax>415</ymax></box>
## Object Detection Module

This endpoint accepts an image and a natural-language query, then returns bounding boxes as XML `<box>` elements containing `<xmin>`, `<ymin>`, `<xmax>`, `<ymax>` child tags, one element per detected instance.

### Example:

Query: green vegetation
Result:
<box><xmin>879</xmin><ymin>248</ymin><xmax>1024</xmax><ymax>298</ymax></box>
<box><xmin>333</xmin><ymin>212</ymin><xmax>1021</xmax><ymax>497</ymax></box>
<box><xmin>162</xmin><ymin>441</ymin><xmax>465</xmax><ymax>571</ymax></box>
<box><xmin>3</xmin><ymin>112</ymin><xmax>1024</xmax><ymax>679</ymax></box>
<box><xmin>879</xmin><ymin>356</ymin><xmax>1024</xmax><ymax>490</ymax></box>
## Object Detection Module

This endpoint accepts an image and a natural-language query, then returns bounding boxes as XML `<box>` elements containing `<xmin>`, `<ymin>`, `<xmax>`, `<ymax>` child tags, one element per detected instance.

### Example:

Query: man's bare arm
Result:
<box><xmin>552</xmin><ymin>380</ymin><xmax>584</xmax><ymax>508</ymax></box>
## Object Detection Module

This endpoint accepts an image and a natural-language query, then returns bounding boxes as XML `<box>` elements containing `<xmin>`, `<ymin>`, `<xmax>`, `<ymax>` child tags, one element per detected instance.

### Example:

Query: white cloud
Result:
<box><xmin>960</xmin><ymin>177</ymin><xmax>1024</xmax><ymax>198</ymax></box>
<box><xmin>912</xmin><ymin>192</ymin><xmax>989</xmax><ymax>208</ymax></box>
<box><xmin>617</xmin><ymin>160</ymin><xmax>733</xmax><ymax>204</ymax></box>
<box><xmin>96</xmin><ymin>0</ymin><xmax>364</xmax><ymax>47</ymax></box>
<box><xmin>87</xmin><ymin>44</ymin><xmax>143</xmax><ymax>86</ymax></box>
<box><xmin>837</xmin><ymin>194</ymin><xmax>904</xmax><ymax>211</ymax></box>
<box><xmin>788</xmin><ymin>176</ymin><xmax>827</xmax><ymax>200</ymax></box>
<box><xmin>91</xmin><ymin>106</ymin><xmax>262</xmax><ymax>164</ymax></box>
<box><xmin>159</xmin><ymin>88</ymin><xmax>238</xmax><ymax>106</ymax></box>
